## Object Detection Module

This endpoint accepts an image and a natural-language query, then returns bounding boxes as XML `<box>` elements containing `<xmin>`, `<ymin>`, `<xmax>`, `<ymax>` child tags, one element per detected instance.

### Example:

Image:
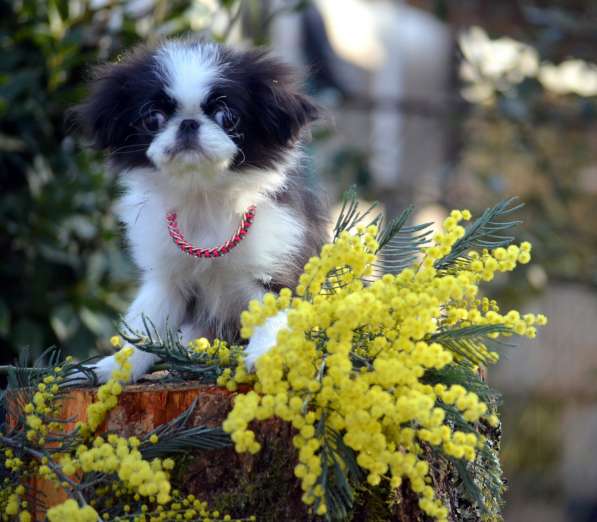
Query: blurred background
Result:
<box><xmin>1</xmin><ymin>0</ymin><xmax>596</xmax><ymax>520</ymax></box>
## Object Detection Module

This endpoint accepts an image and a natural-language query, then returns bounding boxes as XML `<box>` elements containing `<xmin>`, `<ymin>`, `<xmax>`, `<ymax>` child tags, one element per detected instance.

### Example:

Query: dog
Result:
<box><xmin>72</xmin><ymin>39</ymin><xmax>328</xmax><ymax>382</ymax></box>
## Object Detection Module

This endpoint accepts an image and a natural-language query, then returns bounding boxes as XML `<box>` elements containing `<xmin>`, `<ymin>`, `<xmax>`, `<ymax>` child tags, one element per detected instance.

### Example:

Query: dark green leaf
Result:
<box><xmin>333</xmin><ymin>186</ymin><xmax>380</xmax><ymax>240</ymax></box>
<box><xmin>435</xmin><ymin>198</ymin><xmax>524</xmax><ymax>270</ymax></box>
<box><xmin>429</xmin><ymin>324</ymin><xmax>512</xmax><ymax>366</ymax></box>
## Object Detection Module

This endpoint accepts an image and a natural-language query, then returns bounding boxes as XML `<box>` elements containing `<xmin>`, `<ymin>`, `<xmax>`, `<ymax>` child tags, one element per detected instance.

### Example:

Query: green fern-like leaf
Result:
<box><xmin>374</xmin><ymin>207</ymin><xmax>433</xmax><ymax>276</ymax></box>
<box><xmin>424</xmin><ymin>363</ymin><xmax>501</xmax><ymax>407</ymax></box>
<box><xmin>332</xmin><ymin>187</ymin><xmax>433</xmax><ymax>278</ymax></box>
<box><xmin>376</xmin><ymin>205</ymin><xmax>414</xmax><ymax>250</ymax></box>
<box><xmin>475</xmin><ymin>437</ymin><xmax>505</xmax><ymax>518</ymax></box>
<box><xmin>313</xmin><ymin>414</ymin><xmax>363</xmax><ymax>521</ymax></box>
<box><xmin>435</xmin><ymin>198</ymin><xmax>523</xmax><ymax>271</ymax></box>
<box><xmin>429</xmin><ymin>324</ymin><xmax>512</xmax><ymax>366</ymax></box>
<box><xmin>141</xmin><ymin>399</ymin><xmax>231</xmax><ymax>459</ymax></box>
<box><xmin>441</xmin><ymin>432</ymin><xmax>504</xmax><ymax>520</ymax></box>
<box><xmin>141</xmin><ymin>425</ymin><xmax>231</xmax><ymax>458</ymax></box>
<box><xmin>121</xmin><ymin>320</ymin><xmax>236</xmax><ymax>383</ymax></box>
<box><xmin>333</xmin><ymin>186</ymin><xmax>380</xmax><ymax>240</ymax></box>
<box><xmin>426</xmin><ymin>365</ymin><xmax>504</xmax><ymax>519</ymax></box>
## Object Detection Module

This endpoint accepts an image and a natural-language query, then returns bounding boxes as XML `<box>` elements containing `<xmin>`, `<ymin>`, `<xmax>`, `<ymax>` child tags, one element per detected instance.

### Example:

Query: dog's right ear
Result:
<box><xmin>67</xmin><ymin>63</ymin><xmax>127</xmax><ymax>150</ymax></box>
<box><xmin>67</xmin><ymin>47</ymin><xmax>157</xmax><ymax>150</ymax></box>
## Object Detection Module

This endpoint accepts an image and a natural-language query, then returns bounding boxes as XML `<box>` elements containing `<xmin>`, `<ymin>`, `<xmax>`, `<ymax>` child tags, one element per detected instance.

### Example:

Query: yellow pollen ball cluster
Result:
<box><xmin>223</xmin><ymin>212</ymin><xmax>547</xmax><ymax>520</ymax></box>
<box><xmin>59</xmin><ymin>434</ymin><xmax>172</xmax><ymax>504</ymax></box>
<box><xmin>2</xmin><ymin>344</ymin><xmax>244</xmax><ymax>522</ymax></box>
<box><xmin>47</xmin><ymin>499</ymin><xmax>98</xmax><ymax>522</ymax></box>
<box><xmin>22</xmin><ymin>370</ymin><xmax>64</xmax><ymax>445</ymax></box>
<box><xmin>189</xmin><ymin>337</ymin><xmax>232</xmax><ymax>365</ymax></box>
<box><xmin>47</xmin><ymin>347</ymin><xmax>178</xmax><ymax>518</ymax></box>
<box><xmin>2</xmin><ymin>366</ymin><xmax>69</xmax><ymax>521</ymax></box>
<box><xmin>86</xmin><ymin>347</ymin><xmax>133</xmax><ymax>432</ymax></box>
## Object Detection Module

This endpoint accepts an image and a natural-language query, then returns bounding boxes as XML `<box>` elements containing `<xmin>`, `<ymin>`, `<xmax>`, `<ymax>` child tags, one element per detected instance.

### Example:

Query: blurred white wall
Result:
<box><xmin>270</xmin><ymin>0</ymin><xmax>453</xmax><ymax>214</ymax></box>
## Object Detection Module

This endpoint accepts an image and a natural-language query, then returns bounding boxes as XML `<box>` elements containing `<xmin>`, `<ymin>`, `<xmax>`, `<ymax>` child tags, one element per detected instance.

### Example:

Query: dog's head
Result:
<box><xmin>72</xmin><ymin>40</ymin><xmax>319</xmax><ymax>184</ymax></box>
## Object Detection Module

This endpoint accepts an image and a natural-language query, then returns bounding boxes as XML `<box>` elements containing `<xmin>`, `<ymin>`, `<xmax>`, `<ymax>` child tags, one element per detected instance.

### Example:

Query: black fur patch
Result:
<box><xmin>70</xmin><ymin>46</ymin><xmax>176</xmax><ymax>169</ymax></box>
<box><xmin>215</xmin><ymin>48</ymin><xmax>320</xmax><ymax>170</ymax></box>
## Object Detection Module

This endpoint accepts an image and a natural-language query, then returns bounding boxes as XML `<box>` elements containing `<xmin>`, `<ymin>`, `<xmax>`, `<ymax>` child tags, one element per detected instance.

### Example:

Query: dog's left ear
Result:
<box><xmin>266</xmin><ymin>85</ymin><xmax>320</xmax><ymax>145</ymax></box>
<box><xmin>247</xmin><ymin>52</ymin><xmax>320</xmax><ymax>146</ymax></box>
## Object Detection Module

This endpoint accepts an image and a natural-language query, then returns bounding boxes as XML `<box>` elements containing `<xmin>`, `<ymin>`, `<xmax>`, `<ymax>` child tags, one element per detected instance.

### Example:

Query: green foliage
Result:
<box><xmin>314</xmin><ymin>421</ymin><xmax>364</xmax><ymax>521</ymax></box>
<box><xmin>333</xmin><ymin>187</ymin><xmax>434</xmax><ymax>279</ymax></box>
<box><xmin>429</xmin><ymin>379</ymin><xmax>504</xmax><ymax>520</ymax></box>
<box><xmin>141</xmin><ymin>399</ymin><xmax>231</xmax><ymax>459</ymax></box>
<box><xmin>0</xmin><ymin>0</ymin><xmax>250</xmax><ymax>361</ymax></box>
<box><xmin>301</xmin><ymin>190</ymin><xmax>520</xmax><ymax>520</ymax></box>
<box><xmin>1</xmin><ymin>1</ymin><xmax>137</xmax><ymax>360</ymax></box>
<box><xmin>424</xmin><ymin>363</ymin><xmax>501</xmax><ymax>409</ymax></box>
<box><xmin>334</xmin><ymin>189</ymin><xmax>523</xmax><ymax>283</ymax></box>
<box><xmin>434</xmin><ymin>198</ymin><xmax>523</xmax><ymax>271</ymax></box>
<box><xmin>0</xmin><ymin>348</ymin><xmax>233</xmax><ymax>520</ymax></box>
<box><xmin>425</xmin><ymin>360</ymin><xmax>504</xmax><ymax>521</ymax></box>
<box><xmin>120</xmin><ymin>317</ymin><xmax>245</xmax><ymax>382</ymax></box>
<box><xmin>429</xmin><ymin>325</ymin><xmax>511</xmax><ymax>367</ymax></box>
<box><xmin>374</xmin><ymin>208</ymin><xmax>432</xmax><ymax>275</ymax></box>
<box><xmin>332</xmin><ymin>186</ymin><xmax>381</xmax><ymax>240</ymax></box>
<box><xmin>458</xmin><ymin>6</ymin><xmax>597</xmax><ymax>286</ymax></box>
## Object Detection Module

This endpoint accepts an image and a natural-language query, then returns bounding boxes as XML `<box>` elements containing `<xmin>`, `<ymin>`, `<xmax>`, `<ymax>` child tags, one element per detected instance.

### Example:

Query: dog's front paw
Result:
<box><xmin>71</xmin><ymin>349</ymin><xmax>159</xmax><ymax>385</ymax></box>
<box><xmin>67</xmin><ymin>357</ymin><xmax>117</xmax><ymax>386</ymax></box>
<box><xmin>92</xmin><ymin>356</ymin><xmax>122</xmax><ymax>384</ymax></box>
<box><xmin>244</xmin><ymin>310</ymin><xmax>288</xmax><ymax>370</ymax></box>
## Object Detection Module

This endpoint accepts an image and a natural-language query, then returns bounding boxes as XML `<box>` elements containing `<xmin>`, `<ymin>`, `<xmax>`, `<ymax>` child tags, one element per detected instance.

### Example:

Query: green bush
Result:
<box><xmin>0</xmin><ymin>0</ymin><xmax>200</xmax><ymax>360</ymax></box>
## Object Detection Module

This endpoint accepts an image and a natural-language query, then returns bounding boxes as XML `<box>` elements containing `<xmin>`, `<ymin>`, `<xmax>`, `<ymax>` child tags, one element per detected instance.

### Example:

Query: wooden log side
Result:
<box><xmin>6</xmin><ymin>382</ymin><xmax>489</xmax><ymax>521</ymax></box>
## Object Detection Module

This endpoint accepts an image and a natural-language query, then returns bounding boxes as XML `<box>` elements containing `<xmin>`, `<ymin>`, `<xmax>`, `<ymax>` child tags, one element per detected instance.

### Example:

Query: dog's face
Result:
<box><xmin>73</xmin><ymin>40</ymin><xmax>318</xmax><ymax>180</ymax></box>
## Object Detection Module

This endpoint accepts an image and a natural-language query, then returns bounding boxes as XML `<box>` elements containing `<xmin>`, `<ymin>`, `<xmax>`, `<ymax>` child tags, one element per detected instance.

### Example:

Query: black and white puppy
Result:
<box><xmin>73</xmin><ymin>39</ymin><xmax>328</xmax><ymax>382</ymax></box>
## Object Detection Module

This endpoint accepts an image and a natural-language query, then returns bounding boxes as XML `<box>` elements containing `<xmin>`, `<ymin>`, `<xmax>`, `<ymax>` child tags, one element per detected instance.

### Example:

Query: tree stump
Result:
<box><xmin>8</xmin><ymin>382</ymin><xmax>492</xmax><ymax>521</ymax></box>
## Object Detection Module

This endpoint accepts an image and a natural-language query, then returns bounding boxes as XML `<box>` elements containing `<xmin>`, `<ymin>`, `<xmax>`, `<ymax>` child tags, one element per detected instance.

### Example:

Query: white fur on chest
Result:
<box><xmin>115</xmin><ymin>168</ymin><xmax>304</xmax><ymax>321</ymax></box>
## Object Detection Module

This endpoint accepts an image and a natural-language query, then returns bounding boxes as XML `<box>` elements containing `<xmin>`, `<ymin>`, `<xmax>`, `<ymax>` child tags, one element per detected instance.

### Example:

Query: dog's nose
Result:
<box><xmin>179</xmin><ymin>119</ymin><xmax>200</xmax><ymax>133</ymax></box>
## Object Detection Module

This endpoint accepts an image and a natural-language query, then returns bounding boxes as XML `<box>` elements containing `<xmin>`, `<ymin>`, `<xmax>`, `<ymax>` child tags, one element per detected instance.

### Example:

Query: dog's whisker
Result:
<box><xmin>111</xmin><ymin>143</ymin><xmax>151</xmax><ymax>152</ymax></box>
<box><xmin>110</xmin><ymin>148</ymin><xmax>149</xmax><ymax>155</ymax></box>
<box><xmin>234</xmin><ymin>148</ymin><xmax>246</xmax><ymax>167</ymax></box>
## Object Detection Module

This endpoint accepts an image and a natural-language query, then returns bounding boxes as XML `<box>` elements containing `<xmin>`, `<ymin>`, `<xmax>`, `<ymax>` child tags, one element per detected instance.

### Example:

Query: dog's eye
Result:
<box><xmin>214</xmin><ymin>107</ymin><xmax>239</xmax><ymax>131</ymax></box>
<box><xmin>142</xmin><ymin>111</ymin><xmax>166</xmax><ymax>132</ymax></box>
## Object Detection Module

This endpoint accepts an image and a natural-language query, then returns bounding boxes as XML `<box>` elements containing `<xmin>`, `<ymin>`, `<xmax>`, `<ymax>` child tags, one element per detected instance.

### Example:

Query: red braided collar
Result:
<box><xmin>166</xmin><ymin>206</ymin><xmax>256</xmax><ymax>258</ymax></box>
